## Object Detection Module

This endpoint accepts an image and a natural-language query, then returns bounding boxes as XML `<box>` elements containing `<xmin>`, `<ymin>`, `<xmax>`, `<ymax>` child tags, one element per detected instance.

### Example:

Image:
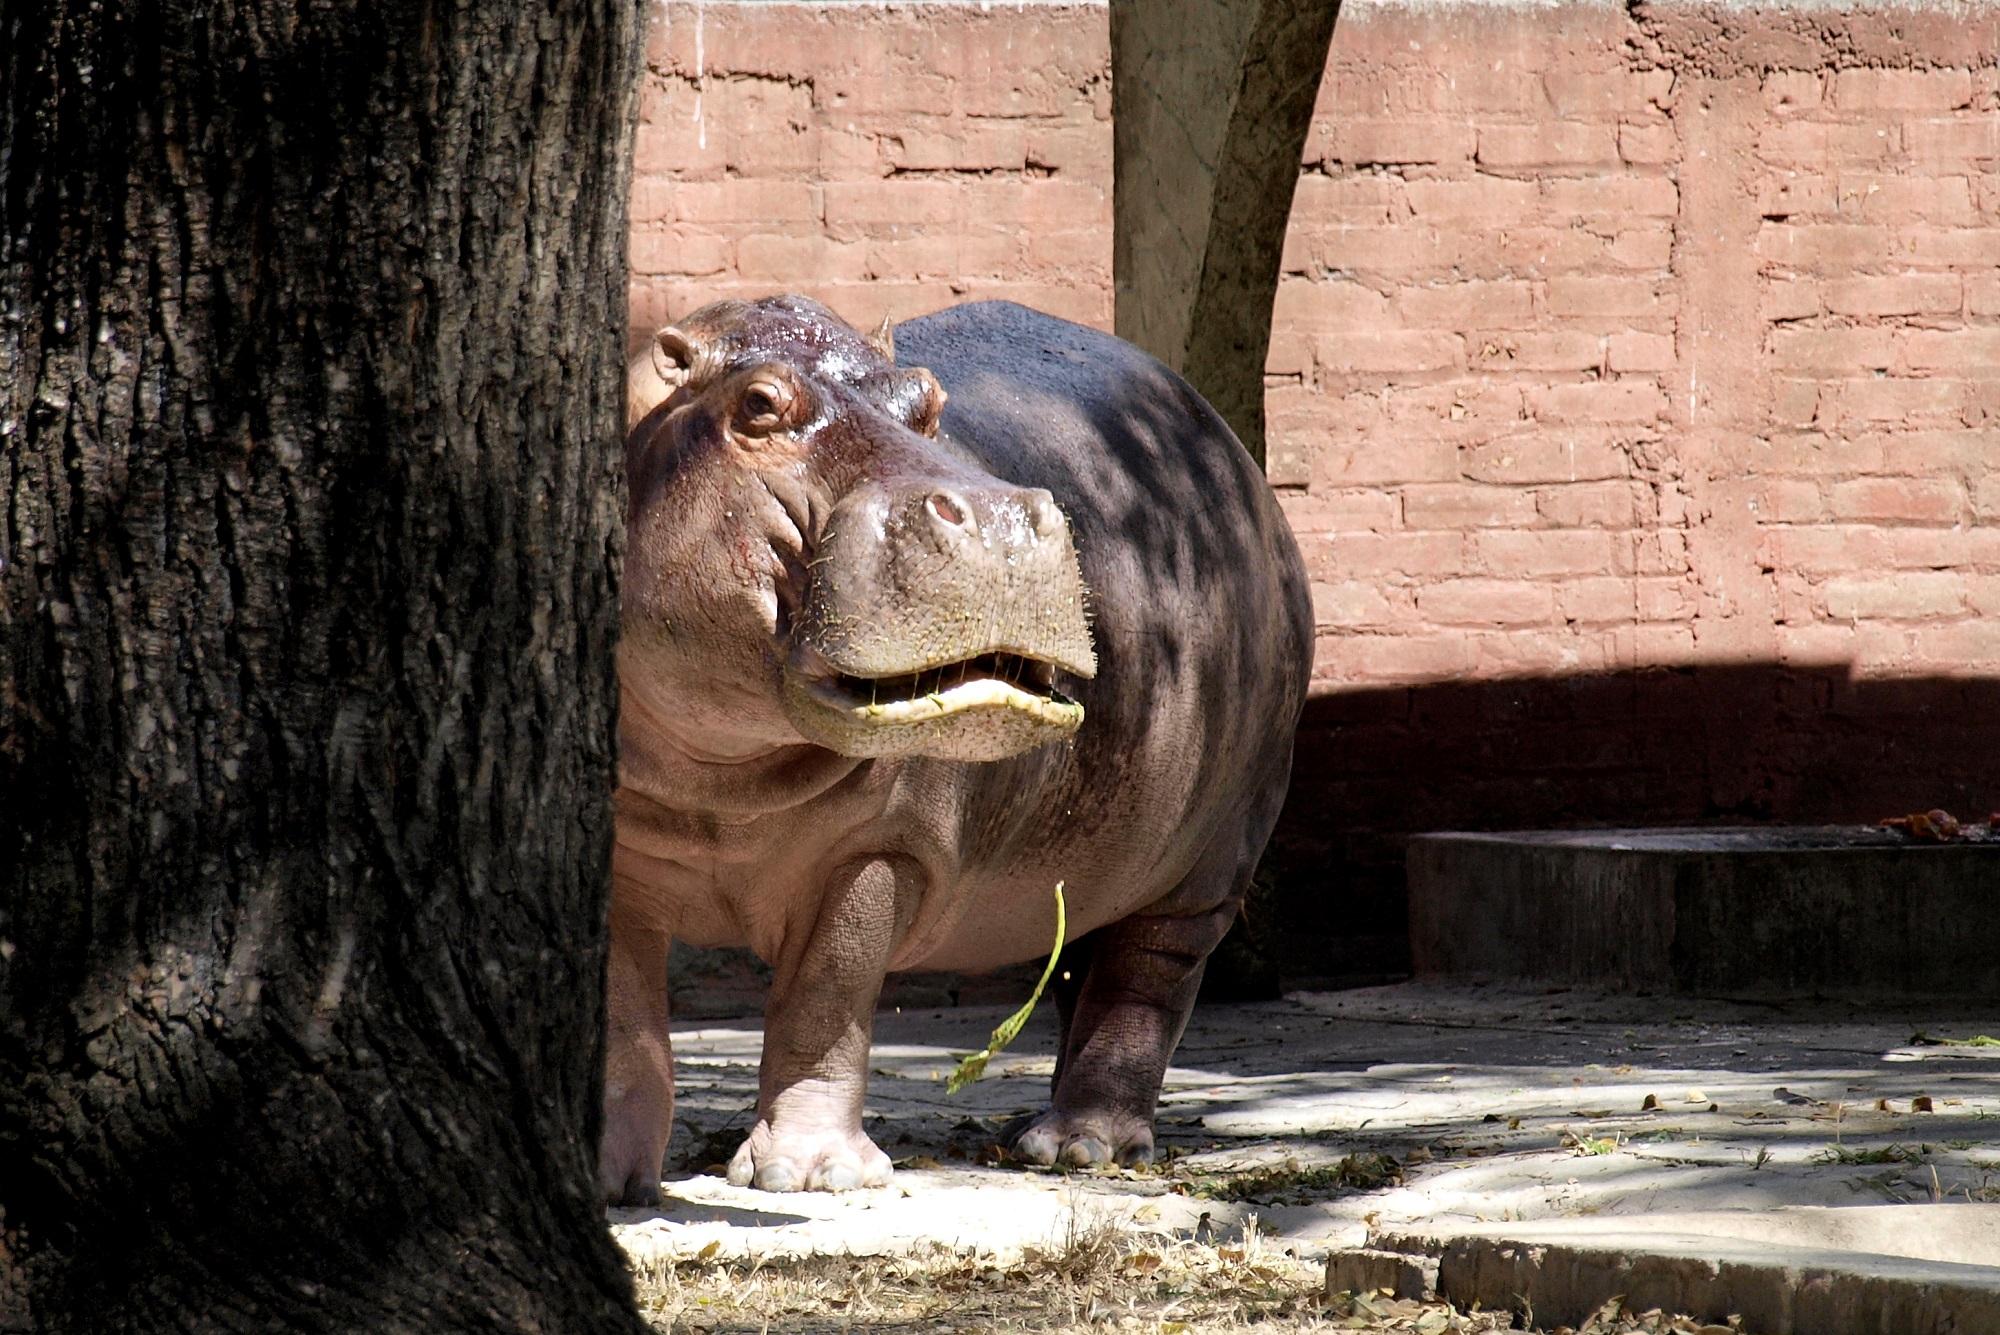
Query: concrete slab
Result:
<box><xmin>1360</xmin><ymin>1205</ymin><xmax>2000</xmax><ymax>1334</ymax></box>
<box><xmin>612</xmin><ymin>980</ymin><xmax>2000</xmax><ymax>1294</ymax></box>
<box><xmin>1408</xmin><ymin>826</ymin><xmax>2000</xmax><ymax>998</ymax></box>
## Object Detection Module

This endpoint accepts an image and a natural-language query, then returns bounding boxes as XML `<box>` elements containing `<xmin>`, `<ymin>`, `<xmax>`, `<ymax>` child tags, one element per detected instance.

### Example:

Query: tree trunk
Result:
<box><xmin>1111</xmin><ymin>0</ymin><xmax>1342</xmax><ymax>468</ymax></box>
<box><xmin>1</xmin><ymin>3</ymin><xmax>647</xmax><ymax>1331</ymax></box>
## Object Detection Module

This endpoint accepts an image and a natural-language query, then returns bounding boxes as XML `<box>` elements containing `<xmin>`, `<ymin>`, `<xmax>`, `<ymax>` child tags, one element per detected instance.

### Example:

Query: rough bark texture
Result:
<box><xmin>0</xmin><ymin>3</ymin><xmax>646</xmax><ymax>1331</ymax></box>
<box><xmin>1111</xmin><ymin>0</ymin><xmax>1341</xmax><ymax>467</ymax></box>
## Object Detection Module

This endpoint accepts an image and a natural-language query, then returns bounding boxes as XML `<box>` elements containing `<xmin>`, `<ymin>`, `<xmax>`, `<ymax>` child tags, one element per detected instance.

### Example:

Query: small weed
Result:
<box><xmin>1561</xmin><ymin>1130</ymin><xmax>1622</xmax><ymax>1157</ymax></box>
<box><xmin>1813</xmin><ymin>1142</ymin><xmax>1928</xmax><ymax>1166</ymax></box>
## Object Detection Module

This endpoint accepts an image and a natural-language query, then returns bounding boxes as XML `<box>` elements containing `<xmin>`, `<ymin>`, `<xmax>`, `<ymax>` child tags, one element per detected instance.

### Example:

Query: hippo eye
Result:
<box><xmin>736</xmin><ymin>377</ymin><xmax>795</xmax><ymax>436</ymax></box>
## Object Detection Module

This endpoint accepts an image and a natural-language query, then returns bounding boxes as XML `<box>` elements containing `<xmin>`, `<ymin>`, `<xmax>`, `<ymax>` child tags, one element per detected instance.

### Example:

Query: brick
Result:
<box><xmin>1399</xmin><ymin>281</ymin><xmax>1535</xmax><ymax>329</ymax></box>
<box><xmin>1635</xmin><ymin>577</ymin><xmax>1696</xmax><ymax>622</ymax></box>
<box><xmin>1472</xmin><ymin>529</ymin><xmax>1616</xmax><ymax>577</ymax></box>
<box><xmin>1607</xmin><ymin>229</ymin><xmax>1674</xmax><ymax>270</ymax></box>
<box><xmin>1768</xmin><ymin>327</ymin><xmax>1896</xmax><ymax>375</ymax></box>
<box><xmin>1537</xmin><ymin>480</ymin><xmax>1645</xmax><ymax>528</ymax></box>
<box><xmin>1828</xmin><ymin>478</ymin><xmax>1965</xmax><ymax>524</ymax></box>
<box><xmin>883</xmin><ymin>122</ymin><xmax>1028</xmax><ymax>173</ymax></box>
<box><xmin>1899</xmin><ymin>328</ymin><xmax>2000</xmax><ymax>374</ymax></box>
<box><xmin>1762</xmin><ymin>71</ymin><xmax>1826</xmax><ymax>114</ymax></box>
<box><xmin>1903</xmin><ymin>117</ymin><xmax>2000</xmax><ymax>160</ymax></box>
<box><xmin>674</xmin><ymin>179</ymin><xmax>820</xmax><ymax>225</ymax></box>
<box><xmin>1290</xmin><ymin>174</ymin><xmax>1403</xmax><ymax>223</ymax></box>
<box><xmin>1315</xmin><ymin>437</ymin><xmax>1464</xmax><ymax>487</ymax></box>
<box><xmin>817</xmin><ymin>70</ymin><xmax>957</xmax><ymax>117</ymax></box>
<box><xmin>1837</xmin><ymin>69</ymin><xmax>1973</xmax><ymax>112</ymax></box>
<box><xmin>1547</xmin><ymin>277</ymin><xmax>1666</xmax><ymax>319</ymax></box>
<box><xmin>1619</xmin><ymin>122</ymin><xmax>1677</xmax><ymax>166</ymax></box>
<box><xmin>1886</xmin><ymin>528</ymin><xmax>2000</xmax><ymax>569</ymax></box>
<box><xmin>1524</xmin><ymin>381</ymin><xmax>1667</xmax><ymax>424</ymax></box>
<box><xmin>628</xmin><ymin>227</ymin><xmax>731</xmax><ymax>277</ymax></box>
<box><xmin>1758</xmin><ymin>176</ymin><xmax>1835</xmax><ymax>219</ymax></box>
<box><xmin>1273</xmin><ymin>279</ymin><xmax>1393</xmax><ymax>330</ymax></box>
<box><xmin>1024</xmin><ymin>123</ymin><xmax>1105</xmax><ymax>175</ymax></box>
<box><xmin>1835</xmin><ymin>377</ymin><xmax>1969</xmax><ymax>423</ymax></box>
<box><xmin>1024</xmin><ymin>228</ymin><xmax>1109</xmax><ymax>279</ymax></box>
<box><xmin>1477</xmin><ymin>123</ymin><xmax>1620</xmax><ymax>170</ymax></box>
<box><xmin>1823</xmin><ymin>573</ymin><xmax>1967</xmax><ymax>619</ymax></box>
<box><xmin>1976</xmin><ymin>475</ymin><xmax>2000</xmax><ymax>519</ymax></box>
<box><xmin>1403</xmin><ymin>176</ymin><xmax>1540</xmax><ymax>222</ymax></box>
<box><xmin>1752</xmin><ymin>223</ymin><xmax>1888</xmax><ymax>267</ymax></box>
<box><xmin>1473</xmin><ymin>332</ymin><xmax>1604</xmax><ymax>373</ymax></box>
<box><xmin>1824</xmin><ymin>275</ymin><xmax>1961</xmax><ymax>318</ymax></box>
<box><xmin>1541</xmin><ymin>70</ymin><xmax>1672</xmax><ymax>118</ymax></box>
<box><xmin>1311</xmin><ymin>580</ymin><xmax>1395</xmax><ymax>628</ymax></box>
<box><xmin>1758</xmin><ymin>121</ymin><xmax>1899</xmax><ymax>167</ymax></box>
<box><xmin>1899</xmin><ymin>227</ymin><xmax>2000</xmax><ymax>267</ymax></box>
<box><xmin>736</xmin><ymin>234</ymin><xmax>866</xmax><ymax>282</ymax></box>
<box><xmin>1769</xmin><ymin>379</ymin><xmax>1823</xmax><ymax>426</ymax></box>
<box><xmin>1317</xmin><ymin>633</ymin><xmax>1475</xmax><ymax>684</ymax></box>
<box><xmin>1402</xmin><ymin>484</ymin><xmax>1537</xmax><ymax>530</ymax></box>
<box><xmin>1321</xmin><ymin>118</ymin><xmax>1475</xmax><ymax>166</ymax></box>
<box><xmin>1836</xmin><ymin>174</ymin><xmax>1975</xmax><ymax>224</ymax></box>
<box><xmin>1278</xmin><ymin>489</ymin><xmax>1401</xmax><ymax>534</ymax></box>
<box><xmin>1754</xmin><ymin>479</ymin><xmax>1823</xmax><ymax>523</ymax></box>
<box><xmin>1608</xmin><ymin>332</ymin><xmax>1675</xmax><ymax>373</ymax></box>
<box><xmin>1319</xmin><ymin>532</ymin><xmax>1467</xmax><ymax>577</ymax></box>
<box><xmin>1419</xmin><ymin>578</ymin><xmax>1554</xmax><ymax>626</ymax></box>
<box><xmin>1968</xmin><ymin>275</ymin><xmax>2000</xmax><ymax>317</ymax></box>
<box><xmin>1758</xmin><ymin>525</ymin><xmax>1890</xmax><ymax>575</ymax></box>
<box><xmin>1314</xmin><ymin>332</ymin><xmax>1464</xmax><ymax>376</ymax></box>
<box><xmin>1560</xmin><ymin>577</ymin><xmax>1634</xmax><ymax>623</ymax></box>
<box><xmin>1911</xmin><ymin>620</ymin><xmax>2000</xmax><ymax>665</ymax></box>
<box><xmin>1540</xmin><ymin>177</ymin><xmax>1680</xmax><ymax>217</ymax></box>
<box><xmin>1463</xmin><ymin>434</ymin><xmax>1631</xmax><ymax>484</ymax></box>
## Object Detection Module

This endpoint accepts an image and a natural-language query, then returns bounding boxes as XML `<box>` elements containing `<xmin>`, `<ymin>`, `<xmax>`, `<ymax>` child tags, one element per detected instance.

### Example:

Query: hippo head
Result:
<box><xmin>622</xmin><ymin>296</ymin><xmax>1095</xmax><ymax>763</ymax></box>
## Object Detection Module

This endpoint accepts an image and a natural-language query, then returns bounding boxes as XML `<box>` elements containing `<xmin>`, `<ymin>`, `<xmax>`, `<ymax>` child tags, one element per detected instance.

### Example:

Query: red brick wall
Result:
<box><xmin>634</xmin><ymin>3</ymin><xmax>2000</xmax><ymax>981</ymax></box>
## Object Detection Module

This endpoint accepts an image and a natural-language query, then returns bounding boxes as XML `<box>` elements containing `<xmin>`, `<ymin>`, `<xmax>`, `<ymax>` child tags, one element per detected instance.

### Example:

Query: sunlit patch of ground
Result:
<box><xmin>629</xmin><ymin>1215</ymin><xmax>1751</xmax><ymax>1334</ymax></box>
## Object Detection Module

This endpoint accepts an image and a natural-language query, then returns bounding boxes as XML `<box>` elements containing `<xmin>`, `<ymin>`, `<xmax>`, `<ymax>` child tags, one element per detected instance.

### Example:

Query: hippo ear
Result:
<box><xmin>652</xmin><ymin>326</ymin><xmax>697</xmax><ymax>390</ymax></box>
<box><xmin>909</xmin><ymin>367</ymin><xmax>947</xmax><ymax>438</ymax></box>
<box><xmin>869</xmin><ymin>315</ymin><xmax>895</xmax><ymax>362</ymax></box>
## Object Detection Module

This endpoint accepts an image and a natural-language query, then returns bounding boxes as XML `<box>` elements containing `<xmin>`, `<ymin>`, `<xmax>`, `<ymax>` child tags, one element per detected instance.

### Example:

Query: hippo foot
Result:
<box><xmin>725</xmin><ymin>1121</ymin><xmax>893</xmax><ymax>1192</ymax></box>
<box><xmin>1003</xmin><ymin>1109</ymin><xmax>1155</xmax><ymax>1169</ymax></box>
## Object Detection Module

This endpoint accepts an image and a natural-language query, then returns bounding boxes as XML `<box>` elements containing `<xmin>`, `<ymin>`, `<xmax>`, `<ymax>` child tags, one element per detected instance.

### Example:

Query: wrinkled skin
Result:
<box><xmin>605</xmin><ymin>296</ymin><xmax>1310</xmax><ymax>1203</ymax></box>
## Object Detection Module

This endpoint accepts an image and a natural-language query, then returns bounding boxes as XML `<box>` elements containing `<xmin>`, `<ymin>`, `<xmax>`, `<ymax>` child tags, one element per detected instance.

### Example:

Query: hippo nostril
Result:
<box><xmin>926</xmin><ymin>490</ymin><xmax>973</xmax><ymax>532</ymax></box>
<box><xmin>1028</xmin><ymin>490</ymin><xmax>1063</xmax><ymax>538</ymax></box>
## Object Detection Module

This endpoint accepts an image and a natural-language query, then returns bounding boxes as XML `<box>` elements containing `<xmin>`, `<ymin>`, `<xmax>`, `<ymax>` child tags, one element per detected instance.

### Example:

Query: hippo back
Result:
<box><xmin>893</xmin><ymin>302</ymin><xmax>1311</xmax><ymax>896</ymax></box>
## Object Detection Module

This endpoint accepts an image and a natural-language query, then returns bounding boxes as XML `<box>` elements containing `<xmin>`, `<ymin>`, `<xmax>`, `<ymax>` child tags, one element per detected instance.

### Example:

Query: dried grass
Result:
<box><xmin>628</xmin><ymin>1212</ymin><xmax>1748</xmax><ymax>1334</ymax></box>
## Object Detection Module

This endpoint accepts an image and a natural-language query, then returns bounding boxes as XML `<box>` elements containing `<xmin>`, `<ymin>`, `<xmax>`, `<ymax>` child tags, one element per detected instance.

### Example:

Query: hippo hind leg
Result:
<box><xmin>1006</xmin><ymin>838</ymin><xmax>1248</xmax><ymax>1169</ymax></box>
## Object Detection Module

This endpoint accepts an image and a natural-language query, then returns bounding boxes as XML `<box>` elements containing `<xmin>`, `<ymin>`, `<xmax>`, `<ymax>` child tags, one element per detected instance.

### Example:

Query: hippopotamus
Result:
<box><xmin>603</xmin><ymin>296</ymin><xmax>1310</xmax><ymax>1203</ymax></box>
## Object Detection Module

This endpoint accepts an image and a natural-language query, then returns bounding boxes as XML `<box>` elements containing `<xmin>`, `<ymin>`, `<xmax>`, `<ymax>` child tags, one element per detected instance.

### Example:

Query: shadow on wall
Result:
<box><xmin>1264</xmin><ymin>664</ymin><xmax>2000</xmax><ymax>990</ymax></box>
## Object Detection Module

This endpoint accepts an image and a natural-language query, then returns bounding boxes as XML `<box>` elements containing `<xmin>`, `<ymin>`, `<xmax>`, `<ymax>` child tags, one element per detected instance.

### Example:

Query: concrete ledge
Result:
<box><xmin>1365</xmin><ymin>1207</ymin><xmax>2000</xmax><ymax>1334</ymax></box>
<box><xmin>1408</xmin><ymin>827</ymin><xmax>2000</xmax><ymax>999</ymax></box>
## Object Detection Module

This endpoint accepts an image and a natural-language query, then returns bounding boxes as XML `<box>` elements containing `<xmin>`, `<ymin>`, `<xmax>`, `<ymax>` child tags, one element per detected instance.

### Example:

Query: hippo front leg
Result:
<box><xmin>601</xmin><ymin>904</ymin><xmax>674</xmax><ymax>1205</ymax></box>
<box><xmin>1009</xmin><ymin>854</ymin><xmax>1245</xmax><ymax>1169</ymax></box>
<box><xmin>728</xmin><ymin>856</ymin><xmax>921</xmax><ymax>1192</ymax></box>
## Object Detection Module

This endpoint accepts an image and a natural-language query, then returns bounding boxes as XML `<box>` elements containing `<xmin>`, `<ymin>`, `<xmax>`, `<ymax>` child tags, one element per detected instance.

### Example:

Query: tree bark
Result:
<box><xmin>1111</xmin><ymin>0</ymin><xmax>1342</xmax><ymax>468</ymax></box>
<box><xmin>1</xmin><ymin>3</ymin><xmax>646</xmax><ymax>1331</ymax></box>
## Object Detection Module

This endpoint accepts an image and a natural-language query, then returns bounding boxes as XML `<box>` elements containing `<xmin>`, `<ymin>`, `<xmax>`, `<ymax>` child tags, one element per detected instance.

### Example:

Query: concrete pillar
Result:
<box><xmin>1111</xmin><ymin>0</ymin><xmax>1342</xmax><ymax>468</ymax></box>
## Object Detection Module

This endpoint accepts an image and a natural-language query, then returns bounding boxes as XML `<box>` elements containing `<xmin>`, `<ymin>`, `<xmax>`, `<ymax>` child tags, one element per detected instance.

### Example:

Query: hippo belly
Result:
<box><xmin>601</xmin><ymin>296</ymin><xmax>1309</xmax><ymax>1203</ymax></box>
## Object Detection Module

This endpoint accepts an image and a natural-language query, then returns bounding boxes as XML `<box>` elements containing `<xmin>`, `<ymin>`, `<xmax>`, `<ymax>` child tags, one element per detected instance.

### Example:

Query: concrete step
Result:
<box><xmin>1347</xmin><ymin>1205</ymin><xmax>2000</xmax><ymax>1335</ymax></box>
<box><xmin>1407</xmin><ymin>826</ymin><xmax>2000</xmax><ymax>999</ymax></box>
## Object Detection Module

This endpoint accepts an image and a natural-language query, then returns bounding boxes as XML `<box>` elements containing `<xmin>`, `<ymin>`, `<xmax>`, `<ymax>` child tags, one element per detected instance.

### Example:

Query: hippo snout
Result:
<box><xmin>783</xmin><ymin>476</ymin><xmax>1096</xmax><ymax>761</ymax></box>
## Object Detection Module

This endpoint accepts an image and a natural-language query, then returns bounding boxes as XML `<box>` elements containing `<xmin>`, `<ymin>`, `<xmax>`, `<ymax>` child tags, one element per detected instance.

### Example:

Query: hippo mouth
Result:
<box><xmin>784</xmin><ymin>649</ymin><xmax>1087</xmax><ymax>761</ymax></box>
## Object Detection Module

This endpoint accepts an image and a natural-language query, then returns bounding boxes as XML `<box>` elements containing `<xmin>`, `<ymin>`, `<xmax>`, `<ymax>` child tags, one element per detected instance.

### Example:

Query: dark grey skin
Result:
<box><xmin>605</xmin><ymin>297</ymin><xmax>1310</xmax><ymax>1202</ymax></box>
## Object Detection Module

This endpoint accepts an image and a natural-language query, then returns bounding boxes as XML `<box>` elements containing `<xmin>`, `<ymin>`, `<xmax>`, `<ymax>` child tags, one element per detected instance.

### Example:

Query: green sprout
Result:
<box><xmin>947</xmin><ymin>882</ymin><xmax>1066</xmax><ymax>1094</ymax></box>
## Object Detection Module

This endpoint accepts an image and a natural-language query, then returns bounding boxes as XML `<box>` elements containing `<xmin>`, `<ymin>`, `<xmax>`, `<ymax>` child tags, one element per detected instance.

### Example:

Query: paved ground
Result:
<box><xmin>612</xmin><ymin>980</ymin><xmax>2000</xmax><ymax>1273</ymax></box>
